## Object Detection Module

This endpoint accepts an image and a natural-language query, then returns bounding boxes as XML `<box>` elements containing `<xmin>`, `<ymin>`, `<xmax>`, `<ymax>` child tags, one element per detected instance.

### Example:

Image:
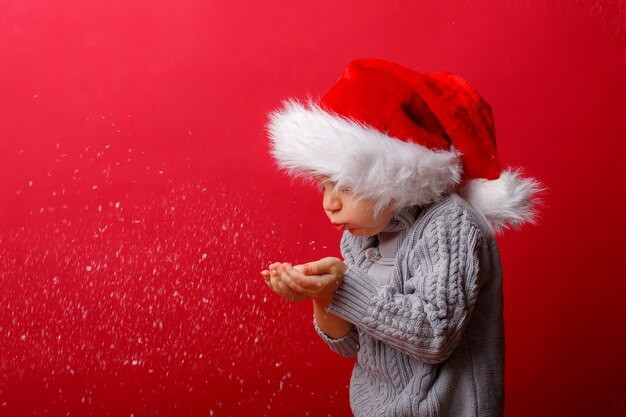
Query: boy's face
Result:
<box><xmin>315</xmin><ymin>175</ymin><xmax>396</xmax><ymax>237</ymax></box>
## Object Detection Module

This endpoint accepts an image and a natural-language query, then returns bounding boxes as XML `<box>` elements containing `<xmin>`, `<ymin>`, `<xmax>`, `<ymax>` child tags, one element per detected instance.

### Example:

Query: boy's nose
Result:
<box><xmin>323</xmin><ymin>192</ymin><xmax>341</xmax><ymax>213</ymax></box>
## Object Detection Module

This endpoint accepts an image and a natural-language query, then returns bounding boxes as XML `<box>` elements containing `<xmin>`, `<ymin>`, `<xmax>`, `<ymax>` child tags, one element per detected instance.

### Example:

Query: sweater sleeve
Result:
<box><xmin>312</xmin><ymin>317</ymin><xmax>360</xmax><ymax>358</ymax></box>
<box><xmin>311</xmin><ymin>231</ymin><xmax>361</xmax><ymax>358</ymax></box>
<box><xmin>328</xmin><ymin>205</ymin><xmax>485</xmax><ymax>364</ymax></box>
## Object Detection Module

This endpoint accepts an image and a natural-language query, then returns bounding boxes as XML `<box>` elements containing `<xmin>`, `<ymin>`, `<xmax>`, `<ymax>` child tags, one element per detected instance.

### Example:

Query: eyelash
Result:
<box><xmin>318</xmin><ymin>184</ymin><xmax>351</xmax><ymax>193</ymax></box>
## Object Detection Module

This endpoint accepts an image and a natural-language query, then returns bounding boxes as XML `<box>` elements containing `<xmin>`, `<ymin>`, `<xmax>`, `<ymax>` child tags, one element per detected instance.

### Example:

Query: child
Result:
<box><xmin>261</xmin><ymin>58</ymin><xmax>544</xmax><ymax>417</ymax></box>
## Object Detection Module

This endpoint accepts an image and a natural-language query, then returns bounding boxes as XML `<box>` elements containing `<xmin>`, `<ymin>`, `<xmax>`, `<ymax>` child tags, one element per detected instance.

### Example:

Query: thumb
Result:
<box><xmin>299</xmin><ymin>258</ymin><xmax>332</xmax><ymax>275</ymax></box>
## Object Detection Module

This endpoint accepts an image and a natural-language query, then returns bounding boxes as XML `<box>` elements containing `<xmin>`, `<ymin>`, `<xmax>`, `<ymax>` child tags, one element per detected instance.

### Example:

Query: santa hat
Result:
<box><xmin>266</xmin><ymin>58</ymin><xmax>545</xmax><ymax>234</ymax></box>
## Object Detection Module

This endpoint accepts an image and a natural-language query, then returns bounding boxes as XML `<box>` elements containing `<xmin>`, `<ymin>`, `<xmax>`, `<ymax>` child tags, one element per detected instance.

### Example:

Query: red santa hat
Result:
<box><xmin>266</xmin><ymin>58</ymin><xmax>545</xmax><ymax>234</ymax></box>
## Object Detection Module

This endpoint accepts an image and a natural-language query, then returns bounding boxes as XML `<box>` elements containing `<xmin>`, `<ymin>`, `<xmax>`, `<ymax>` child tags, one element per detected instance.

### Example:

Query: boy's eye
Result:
<box><xmin>315</xmin><ymin>180</ymin><xmax>350</xmax><ymax>194</ymax></box>
<box><xmin>317</xmin><ymin>182</ymin><xmax>331</xmax><ymax>191</ymax></box>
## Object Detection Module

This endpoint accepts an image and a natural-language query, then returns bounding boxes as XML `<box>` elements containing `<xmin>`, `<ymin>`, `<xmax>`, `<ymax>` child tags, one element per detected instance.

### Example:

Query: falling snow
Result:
<box><xmin>1</xmin><ymin>141</ymin><xmax>342</xmax><ymax>415</ymax></box>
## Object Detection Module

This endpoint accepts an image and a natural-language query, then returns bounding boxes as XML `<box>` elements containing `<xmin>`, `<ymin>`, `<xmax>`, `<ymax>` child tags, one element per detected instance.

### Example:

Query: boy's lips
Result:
<box><xmin>332</xmin><ymin>223</ymin><xmax>347</xmax><ymax>231</ymax></box>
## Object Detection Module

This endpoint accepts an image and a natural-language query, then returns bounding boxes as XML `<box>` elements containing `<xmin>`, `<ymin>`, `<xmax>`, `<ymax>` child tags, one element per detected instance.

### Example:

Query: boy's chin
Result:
<box><xmin>348</xmin><ymin>228</ymin><xmax>376</xmax><ymax>237</ymax></box>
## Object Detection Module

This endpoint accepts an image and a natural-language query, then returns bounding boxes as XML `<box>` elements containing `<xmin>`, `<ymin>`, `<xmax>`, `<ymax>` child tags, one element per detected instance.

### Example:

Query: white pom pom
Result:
<box><xmin>459</xmin><ymin>167</ymin><xmax>547</xmax><ymax>234</ymax></box>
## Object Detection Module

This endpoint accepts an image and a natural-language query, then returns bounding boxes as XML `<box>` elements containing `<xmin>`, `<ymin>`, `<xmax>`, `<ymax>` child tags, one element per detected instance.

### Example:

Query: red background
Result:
<box><xmin>1</xmin><ymin>1</ymin><xmax>625</xmax><ymax>416</ymax></box>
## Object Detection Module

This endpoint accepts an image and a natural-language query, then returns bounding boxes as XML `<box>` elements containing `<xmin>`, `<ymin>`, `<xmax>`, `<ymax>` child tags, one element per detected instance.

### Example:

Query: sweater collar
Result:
<box><xmin>381</xmin><ymin>204</ymin><xmax>422</xmax><ymax>233</ymax></box>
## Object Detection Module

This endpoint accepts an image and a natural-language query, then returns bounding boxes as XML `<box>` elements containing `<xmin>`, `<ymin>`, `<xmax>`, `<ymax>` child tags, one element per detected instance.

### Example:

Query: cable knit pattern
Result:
<box><xmin>314</xmin><ymin>193</ymin><xmax>504</xmax><ymax>417</ymax></box>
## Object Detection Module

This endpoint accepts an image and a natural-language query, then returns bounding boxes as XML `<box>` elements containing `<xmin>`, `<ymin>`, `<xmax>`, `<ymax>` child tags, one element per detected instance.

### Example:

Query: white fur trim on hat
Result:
<box><xmin>458</xmin><ymin>167</ymin><xmax>546</xmax><ymax>234</ymax></box>
<box><xmin>267</xmin><ymin>98</ymin><xmax>463</xmax><ymax>217</ymax></box>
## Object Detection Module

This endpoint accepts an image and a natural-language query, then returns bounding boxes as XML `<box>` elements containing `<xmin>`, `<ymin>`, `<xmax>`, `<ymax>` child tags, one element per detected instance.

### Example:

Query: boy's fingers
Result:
<box><xmin>287</xmin><ymin>265</ymin><xmax>322</xmax><ymax>289</ymax></box>
<box><xmin>267</xmin><ymin>276</ymin><xmax>276</xmax><ymax>292</ymax></box>
<box><xmin>272</xmin><ymin>270</ymin><xmax>307</xmax><ymax>301</ymax></box>
<box><xmin>268</xmin><ymin>262</ymin><xmax>280</xmax><ymax>271</ymax></box>
<box><xmin>275</xmin><ymin>278</ymin><xmax>303</xmax><ymax>300</ymax></box>
<box><xmin>281</xmin><ymin>267</ymin><xmax>315</xmax><ymax>296</ymax></box>
<box><xmin>270</xmin><ymin>274</ymin><xmax>287</xmax><ymax>296</ymax></box>
<box><xmin>282</xmin><ymin>264</ymin><xmax>305</xmax><ymax>285</ymax></box>
<box><xmin>265</xmin><ymin>263</ymin><xmax>317</xmax><ymax>297</ymax></box>
<box><xmin>293</xmin><ymin>265</ymin><xmax>324</xmax><ymax>286</ymax></box>
<box><xmin>299</xmin><ymin>258</ymin><xmax>332</xmax><ymax>276</ymax></box>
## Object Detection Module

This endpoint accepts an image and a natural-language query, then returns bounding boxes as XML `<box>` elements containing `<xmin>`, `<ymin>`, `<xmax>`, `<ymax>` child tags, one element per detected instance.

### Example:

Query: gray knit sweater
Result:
<box><xmin>313</xmin><ymin>192</ymin><xmax>504</xmax><ymax>417</ymax></box>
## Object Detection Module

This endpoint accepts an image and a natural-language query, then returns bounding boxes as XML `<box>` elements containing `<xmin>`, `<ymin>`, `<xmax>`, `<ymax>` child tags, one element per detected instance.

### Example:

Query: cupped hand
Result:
<box><xmin>279</xmin><ymin>257</ymin><xmax>348</xmax><ymax>300</ymax></box>
<box><xmin>261</xmin><ymin>262</ymin><xmax>309</xmax><ymax>302</ymax></box>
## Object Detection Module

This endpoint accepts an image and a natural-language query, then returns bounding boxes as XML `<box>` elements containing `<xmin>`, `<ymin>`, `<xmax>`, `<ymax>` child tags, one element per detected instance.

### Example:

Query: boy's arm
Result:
<box><xmin>327</xmin><ymin>206</ymin><xmax>486</xmax><ymax>364</ymax></box>
<box><xmin>311</xmin><ymin>296</ymin><xmax>359</xmax><ymax>358</ymax></box>
<box><xmin>313</xmin><ymin>230</ymin><xmax>355</xmax><ymax>337</ymax></box>
<box><xmin>313</xmin><ymin>296</ymin><xmax>353</xmax><ymax>338</ymax></box>
<box><xmin>311</xmin><ymin>231</ymin><xmax>359</xmax><ymax>358</ymax></box>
